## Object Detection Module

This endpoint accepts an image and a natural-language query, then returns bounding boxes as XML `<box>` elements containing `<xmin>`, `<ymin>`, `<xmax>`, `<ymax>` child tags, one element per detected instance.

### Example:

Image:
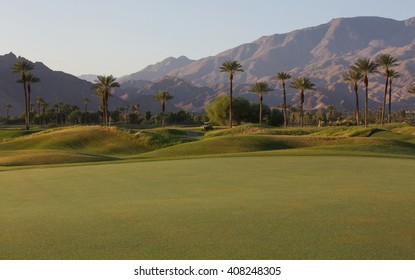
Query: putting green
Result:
<box><xmin>1</xmin><ymin>156</ymin><xmax>414</xmax><ymax>259</ymax></box>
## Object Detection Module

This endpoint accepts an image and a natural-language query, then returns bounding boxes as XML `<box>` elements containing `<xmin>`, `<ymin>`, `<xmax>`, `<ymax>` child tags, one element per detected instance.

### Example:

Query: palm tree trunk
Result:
<box><xmin>229</xmin><ymin>75</ymin><xmax>233</xmax><ymax>128</ymax></box>
<box><xmin>354</xmin><ymin>84</ymin><xmax>360</xmax><ymax>126</ymax></box>
<box><xmin>388</xmin><ymin>79</ymin><xmax>393</xmax><ymax>123</ymax></box>
<box><xmin>282</xmin><ymin>82</ymin><xmax>288</xmax><ymax>127</ymax></box>
<box><xmin>23</xmin><ymin>82</ymin><xmax>29</xmax><ymax>130</ymax></box>
<box><xmin>102</xmin><ymin>97</ymin><xmax>107</xmax><ymax>126</ymax></box>
<box><xmin>381</xmin><ymin>78</ymin><xmax>388</xmax><ymax>125</ymax></box>
<box><xmin>259</xmin><ymin>95</ymin><xmax>263</xmax><ymax>124</ymax></box>
<box><xmin>162</xmin><ymin>101</ymin><xmax>166</xmax><ymax>128</ymax></box>
<box><xmin>364</xmin><ymin>78</ymin><xmax>368</xmax><ymax>127</ymax></box>
<box><xmin>84</xmin><ymin>104</ymin><xmax>88</xmax><ymax>124</ymax></box>
<box><xmin>300</xmin><ymin>91</ymin><xmax>304</xmax><ymax>128</ymax></box>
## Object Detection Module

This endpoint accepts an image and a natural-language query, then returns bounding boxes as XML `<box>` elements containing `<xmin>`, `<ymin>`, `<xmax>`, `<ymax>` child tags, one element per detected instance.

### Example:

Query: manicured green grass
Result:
<box><xmin>141</xmin><ymin>134</ymin><xmax>415</xmax><ymax>159</ymax></box>
<box><xmin>1</xmin><ymin>156</ymin><xmax>414</xmax><ymax>259</ymax></box>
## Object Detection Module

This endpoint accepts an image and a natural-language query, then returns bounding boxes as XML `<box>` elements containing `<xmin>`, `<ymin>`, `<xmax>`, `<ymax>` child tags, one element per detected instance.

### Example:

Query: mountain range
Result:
<box><xmin>2</xmin><ymin>16</ymin><xmax>415</xmax><ymax>115</ymax></box>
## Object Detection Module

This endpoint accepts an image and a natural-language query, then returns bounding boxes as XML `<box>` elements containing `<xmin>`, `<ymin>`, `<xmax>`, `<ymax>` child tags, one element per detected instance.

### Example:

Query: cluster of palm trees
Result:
<box><xmin>10</xmin><ymin>55</ymin><xmax>415</xmax><ymax>130</ymax></box>
<box><xmin>344</xmin><ymin>54</ymin><xmax>400</xmax><ymax>127</ymax></box>
<box><xmin>220</xmin><ymin>60</ymin><xmax>315</xmax><ymax>128</ymax></box>
<box><xmin>11</xmin><ymin>60</ymin><xmax>40</xmax><ymax>130</ymax></box>
<box><xmin>220</xmin><ymin>54</ymin><xmax>414</xmax><ymax>128</ymax></box>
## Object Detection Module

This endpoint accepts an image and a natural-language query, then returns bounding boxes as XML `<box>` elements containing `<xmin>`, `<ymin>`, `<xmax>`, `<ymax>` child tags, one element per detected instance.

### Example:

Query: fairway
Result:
<box><xmin>1</xmin><ymin>156</ymin><xmax>414</xmax><ymax>259</ymax></box>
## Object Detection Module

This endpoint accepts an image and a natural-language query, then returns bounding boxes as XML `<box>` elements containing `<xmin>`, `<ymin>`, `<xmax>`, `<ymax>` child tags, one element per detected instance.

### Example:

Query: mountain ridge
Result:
<box><xmin>2</xmin><ymin>16</ymin><xmax>415</xmax><ymax>114</ymax></box>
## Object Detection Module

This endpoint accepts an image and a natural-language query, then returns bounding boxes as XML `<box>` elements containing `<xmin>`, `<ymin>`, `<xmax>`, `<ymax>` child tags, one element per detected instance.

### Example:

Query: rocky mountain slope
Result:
<box><xmin>2</xmin><ymin>16</ymin><xmax>415</xmax><ymax>115</ymax></box>
<box><xmin>120</xmin><ymin>16</ymin><xmax>415</xmax><ymax>111</ymax></box>
<box><xmin>0</xmin><ymin>53</ymin><xmax>125</xmax><ymax>114</ymax></box>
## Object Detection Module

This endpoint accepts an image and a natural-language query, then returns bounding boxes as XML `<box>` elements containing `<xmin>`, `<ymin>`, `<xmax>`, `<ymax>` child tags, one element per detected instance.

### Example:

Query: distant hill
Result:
<box><xmin>78</xmin><ymin>74</ymin><xmax>97</xmax><ymax>83</ymax></box>
<box><xmin>118</xmin><ymin>56</ymin><xmax>195</xmax><ymax>83</ymax></box>
<box><xmin>120</xmin><ymin>16</ymin><xmax>415</xmax><ymax>111</ymax></box>
<box><xmin>0</xmin><ymin>53</ymin><xmax>123</xmax><ymax>115</ymax></box>
<box><xmin>114</xmin><ymin>76</ymin><xmax>215</xmax><ymax>112</ymax></box>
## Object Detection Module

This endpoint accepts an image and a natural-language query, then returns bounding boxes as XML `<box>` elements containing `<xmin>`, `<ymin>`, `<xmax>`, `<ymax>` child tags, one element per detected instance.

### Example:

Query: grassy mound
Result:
<box><xmin>0</xmin><ymin>126</ymin><xmax>149</xmax><ymax>155</ymax></box>
<box><xmin>0</xmin><ymin>126</ymin><xmax>151</xmax><ymax>165</ymax></box>
<box><xmin>141</xmin><ymin>134</ymin><xmax>415</xmax><ymax>159</ymax></box>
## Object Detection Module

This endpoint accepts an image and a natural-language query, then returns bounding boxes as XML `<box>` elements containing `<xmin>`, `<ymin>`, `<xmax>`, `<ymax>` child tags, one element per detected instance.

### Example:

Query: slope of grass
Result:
<box><xmin>0</xmin><ymin>128</ymin><xmax>41</xmax><ymax>140</ymax></box>
<box><xmin>2</xmin><ymin>123</ymin><xmax>415</xmax><ymax>166</ymax></box>
<box><xmin>0</xmin><ymin>126</ymin><xmax>149</xmax><ymax>154</ymax></box>
<box><xmin>141</xmin><ymin>134</ymin><xmax>415</xmax><ymax>159</ymax></box>
<box><xmin>0</xmin><ymin>150</ymin><xmax>114</xmax><ymax>166</ymax></box>
<box><xmin>1</xmin><ymin>156</ymin><xmax>414</xmax><ymax>259</ymax></box>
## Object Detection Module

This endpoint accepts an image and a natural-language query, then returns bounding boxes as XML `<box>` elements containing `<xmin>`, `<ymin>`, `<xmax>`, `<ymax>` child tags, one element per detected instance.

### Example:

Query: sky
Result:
<box><xmin>1</xmin><ymin>0</ymin><xmax>414</xmax><ymax>77</ymax></box>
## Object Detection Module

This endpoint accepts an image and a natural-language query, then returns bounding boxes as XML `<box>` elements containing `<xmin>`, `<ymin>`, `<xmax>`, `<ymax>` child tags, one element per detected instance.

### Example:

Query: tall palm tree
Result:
<box><xmin>250</xmin><ymin>81</ymin><xmax>273</xmax><ymax>124</ymax></box>
<box><xmin>11</xmin><ymin>59</ymin><xmax>35</xmax><ymax>130</ymax></box>
<box><xmin>273</xmin><ymin>72</ymin><xmax>291</xmax><ymax>127</ymax></box>
<box><xmin>82</xmin><ymin>97</ymin><xmax>90</xmax><ymax>124</ymax></box>
<box><xmin>351</xmin><ymin>58</ymin><xmax>378</xmax><ymax>127</ymax></box>
<box><xmin>23</xmin><ymin>73</ymin><xmax>40</xmax><ymax>126</ymax></box>
<box><xmin>387</xmin><ymin>69</ymin><xmax>400</xmax><ymax>123</ymax></box>
<box><xmin>219</xmin><ymin>60</ymin><xmax>244</xmax><ymax>128</ymax></box>
<box><xmin>289</xmin><ymin>76</ymin><xmax>316</xmax><ymax>127</ymax></box>
<box><xmin>153</xmin><ymin>90</ymin><xmax>173</xmax><ymax>127</ymax></box>
<box><xmin>343</xmin><ymin>69</ymin><xmax>362</xmax><ymax>126</ymax></box>
<box><xmin>376</xmin><ymin>54</ymin><xmax>399</xmax><ymax>125</ymax></box>
<box><xmin>93</xmin><ymin>75</ymin><xmax>120</xmax><ymax>126</ymax></box>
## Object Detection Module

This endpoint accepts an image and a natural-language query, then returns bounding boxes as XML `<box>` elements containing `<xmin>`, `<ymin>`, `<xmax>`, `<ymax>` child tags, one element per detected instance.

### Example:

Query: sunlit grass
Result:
<box><xmin>1</xmin><ymin>156</ymin><xmax>414</xmax><ymax>259</ymax></box>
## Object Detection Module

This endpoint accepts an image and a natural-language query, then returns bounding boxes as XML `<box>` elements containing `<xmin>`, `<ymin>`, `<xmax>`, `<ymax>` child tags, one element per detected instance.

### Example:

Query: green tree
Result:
<box><xmin>11</xmin><ymin>59</ymin><xmax>35</xmax><ymax>130</ymax></box>
<box><xmin>376</xmin><ymin>54</ymin><xmax>399</xmax><ymax>125</ymax></box>
<box><xmin>206</xmin><ymin>95</ymin><xmax>250</xmax><ymax>125</ymax></box>
<box><xmin>273</xmin><ymin>72</ymin><xmax>291</xmax><ymax>127</ymax></box>
<box><xmin>153</xmin><ymin>90</ymin><xmax>173</xmax><ymax>127</ymax></box>
<box><xmin>93</xmin><ymin>75</ymin><xmax>120</xmax><ymax>126</ymax></box>
<box><xmin>351</xmin><ymin>58</ymin><xmax>378</xmax><ymax>127</ymax></box>
<box><xmin>250</xmin><ymin>81</ymin><xmax>273</xmax><ymax>124</ymax></box>
<box><xmin>387</xmin><ymin>69</ymin><xmax>400</xmax><ymax>123</ymax></box>
<box><xmin>219</xmin><ymin>60</ymin><xmax>244</xmax><ymax>128</ymax></box>
<box><xmin>289</xmin><ymin>76</ymin><xmax>316</xmax><ymax>127</ymax></box>
<box><xmin>343</xmin><ymin>69</ymin><xmax>362</xmax><ymax>125</ymax></box>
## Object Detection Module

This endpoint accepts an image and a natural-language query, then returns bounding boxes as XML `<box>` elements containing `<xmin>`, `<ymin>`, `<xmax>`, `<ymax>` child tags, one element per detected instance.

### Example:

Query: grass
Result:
<box><xmin>1</xmin><ymin>124</ymin><xmax>415</xmax><ymax>259</ymax></box>
<box><xmin>1</xmin><ymin>156</ymin><xmax>414</xmax><ymax>259</ymax></box>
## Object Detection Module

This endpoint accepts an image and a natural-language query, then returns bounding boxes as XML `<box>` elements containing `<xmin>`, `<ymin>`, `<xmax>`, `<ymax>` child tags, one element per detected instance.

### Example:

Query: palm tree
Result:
<box><xmin>23</xmin><ymin>73</ymin><xmax>40</xmax><ymax>126</ymax></box>
<box><xmin>387</xmin><ymin>69</ymin><xmax>400</xmax><ymax>123</ymax></box>
<box><xmin>82</xmin><ymin>97</ymin><xmax>90</xmax><ymax>124</ymax></box>
<box><xmin>376</xmin><ymin>54</ymin><xmax>399</xmax><ymax>125</ymax></box>
<box><xmin>343</xmin><ymin>69</ymin><xmax>362</xmax><ymax>125</ymax></box>
<box><xmin>11</xmin><ymin>59</ymin><xmax>34</xmax><ymax>130</ymax></box>
<box><xmin>289</xmin><ymin>76</ymin><xmax>316</xmax><ymax>127</ymax></box>
<box><xmin>250</xmin><ymin>81</ymin><xmax>273</xmax><ymax>124</ymax></box>
<box><xmin>36</xmin><ymin>97</ymin><xmax>46</xmax><ymax>126</ymax></box>
<box><xmin>153</xmin><ymin>90</ymin><xmax>173</xmax><ymax>127</ymax></box>
<box><xmin>351</xmin><ymin>58</ymin><xmax>378</xmax><ymax>127</ymax></box>
<box><xmin>219</xmin><ymin>60</ymin><xmax>244</xmax><ymax>128</ymax></box>
<box><xmin>93</xmin><ymin>75</ymin><xmax>120</xmax><ymax>126</ymax></box>
<box><xmin>273</xmin><ymin>72</ymin><xmax>291</xmax><ymax>127</ymax></box>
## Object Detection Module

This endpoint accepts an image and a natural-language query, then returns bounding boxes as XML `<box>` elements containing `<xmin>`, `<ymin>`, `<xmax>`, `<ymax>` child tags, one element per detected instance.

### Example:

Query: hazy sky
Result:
<box><xmin>1</xmin><ymin>0</ymin><xmax>414</xmax><ymax>77</ymax></box>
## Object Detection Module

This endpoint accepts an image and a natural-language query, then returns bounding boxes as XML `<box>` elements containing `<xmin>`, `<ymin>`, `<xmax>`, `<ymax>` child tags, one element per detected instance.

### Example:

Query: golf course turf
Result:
<box><xmin>1</xmin><ymin>124</ymin><xmax>415</xmax><ymax>259</ymax></box>
<box><xmin>1</xmin><ymin>155</ymin><xmax>414</xmax><ymax>259</ymax></box>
